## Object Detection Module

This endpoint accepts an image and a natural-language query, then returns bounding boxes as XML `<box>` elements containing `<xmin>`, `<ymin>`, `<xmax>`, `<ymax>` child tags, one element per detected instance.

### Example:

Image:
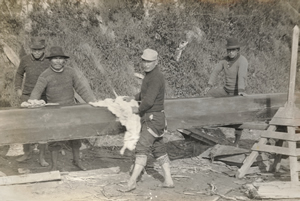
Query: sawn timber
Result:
<box><xmin>0</xmin><ymin>93</ymin><xmax>299</xmax><ymax>146</ymax></box>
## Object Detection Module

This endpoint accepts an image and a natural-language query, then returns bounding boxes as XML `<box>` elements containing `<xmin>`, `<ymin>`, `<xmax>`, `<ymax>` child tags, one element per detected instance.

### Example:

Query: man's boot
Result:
<box><xmin>72</xmin><ymin>147</ymin><xmax>86</xmax><ymax>171</ymax></box>
<box><xmin>16</xmin><ymin>144</ymin><xmax>33</xmax><ymax>162</ymax></box>
<box><xmin>38</xmin><ymin>143</ymin><xmax>49</xmax><ymax>167</ymax></box>
<box><xmin>157</xmin><ymin>154</ymin><xmax>174</xmax><ymax>188</ymax></box>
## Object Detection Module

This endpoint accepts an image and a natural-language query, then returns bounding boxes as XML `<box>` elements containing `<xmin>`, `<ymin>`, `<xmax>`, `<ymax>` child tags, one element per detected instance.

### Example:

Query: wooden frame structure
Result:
<box><xmin>237</xmin><ymin>26</ymin><xmax>300</xmax><ymax>184</ymax></box>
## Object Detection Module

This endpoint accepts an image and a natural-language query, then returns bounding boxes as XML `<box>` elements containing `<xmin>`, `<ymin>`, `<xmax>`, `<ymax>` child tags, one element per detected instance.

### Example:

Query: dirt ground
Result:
<box><xmin>0</xmin><ymin>128</ymin><xmax>298</xmax><ymax>201</ymax></box>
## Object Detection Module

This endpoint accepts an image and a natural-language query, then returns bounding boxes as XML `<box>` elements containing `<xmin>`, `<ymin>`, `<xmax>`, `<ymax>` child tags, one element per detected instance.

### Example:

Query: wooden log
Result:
<box><xmin>165</xmin><ymin>93</ymin><xmax>300</xmax><ymax>131</ymax></box>
<box><xmin>0</xmin><ymin>93</ymin><xmax>299</xmax><ymax>146</ymax></box>
<box><xmin>0</xmin><ymin>171</ymin><xmax>60</xmax><ymax>186</ymax></box>
<box><xmin>0</xmin><ymin>104</ymin><xmax>123</xmax><ymax>146</ymax></box>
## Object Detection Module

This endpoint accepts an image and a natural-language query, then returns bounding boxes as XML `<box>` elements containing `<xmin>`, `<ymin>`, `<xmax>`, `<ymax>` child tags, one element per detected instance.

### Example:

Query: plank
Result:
<box><xmin>261</xmin><ymin>130</ymin><xmax>300</xmax><ymax>141</ymax></box>
<box><xmin>0</xmin><ymin>171</ymin><xmax>60</xmax><ymax>186</ymax></box>
<box><xmin>255</xmin><ymin>181</ymin><xmax>300</xmax><ymax>199</ymax></box>
<box><xmin>251</xmin><ymin>143</ymin><xmax>297</xmax><ymax>156</ymax></box>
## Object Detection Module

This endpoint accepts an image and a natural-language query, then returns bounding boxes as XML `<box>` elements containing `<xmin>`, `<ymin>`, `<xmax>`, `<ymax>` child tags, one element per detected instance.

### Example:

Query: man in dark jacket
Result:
<box><xmin>120</xmin><ymin>49</ymin><xmax>174</xmax><ymax>192</ymax></box>
<box><xmin>14</xmin><ymin>37</ymin><xmax>50</xmax><ymax>166</ymax></box>
<box><xmin>29</xmin><ymin>46</ymin><xmax>96</xmax><ymax>171</ymax></box>
<box><xmin>204</xmin><ymin>38</ymin><xmax>249</xmax><ymax>146</ymax></box>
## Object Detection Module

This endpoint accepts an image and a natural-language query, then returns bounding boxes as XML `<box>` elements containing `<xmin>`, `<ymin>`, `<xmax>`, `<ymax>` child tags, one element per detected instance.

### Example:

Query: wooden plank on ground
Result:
<box><xmin>255</xmin><ymin>181</ymin><xmax>300</xmax><ymax>199</ymax></box>
<box><xmin>0</xmin><ymin>171</ymin><xmax>60</xmax><ymax>186</ymax></box>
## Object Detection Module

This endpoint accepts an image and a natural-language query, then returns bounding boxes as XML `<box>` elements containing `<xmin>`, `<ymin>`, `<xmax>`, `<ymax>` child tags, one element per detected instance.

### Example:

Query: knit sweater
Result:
<box><xmin>208</xmin><ymin>54</ymin><xmax>248</xmax><ymax>93</ymax></box>
<box><xmin>14</xmin><ymin>54</ymin><xmax>50</xmax><ymax>95</ymax></box>
<box><xmin>30</xmin><ymin>66</ymin><xmax>96</xmax><ymax>105</ymax></box>
<box><xmin>135</xmin><ymin>66</ymin><xmax>165</xmax><ymax>116</ymax></box>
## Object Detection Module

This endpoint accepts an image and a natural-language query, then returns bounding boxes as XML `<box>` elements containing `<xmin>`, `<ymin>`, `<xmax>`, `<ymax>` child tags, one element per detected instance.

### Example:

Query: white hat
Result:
<box><xmin>141</xmin><ymin>49</ymin><xmax>158</xmax><ymax>61</ymax></box>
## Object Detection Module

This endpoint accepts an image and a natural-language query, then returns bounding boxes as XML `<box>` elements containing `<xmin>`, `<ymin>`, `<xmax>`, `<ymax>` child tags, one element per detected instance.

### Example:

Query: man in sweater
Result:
<box><xmin>29</xmin><ymin>46</ymin><xmax>96</xmax><ymax>171</ymax></box>
<box><xmin>204</xmin><ymin>38</ymin><xmax>248</xmax><ymax>146</ymax></box>
<box><xmin>14</xmin><ymin>37</ymin><xmax>50</xmax><ymax>166</ymax></box>
<box><xmin>120</xmin><ymin>48</ymin><xmax>174</xmax><ymax>192</ymax></box>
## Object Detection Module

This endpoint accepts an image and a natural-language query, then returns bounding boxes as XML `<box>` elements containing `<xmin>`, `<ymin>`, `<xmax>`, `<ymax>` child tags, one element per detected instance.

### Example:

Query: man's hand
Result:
<box><xmin>16</xmin><ymin>89</ymin><xmax>22</xmax><ymax>98</ymax></box>
<box><xmin>131</xmin><ymin>106</ymin><xmax>139</xmax><ymax>114</ymax></box>
<box><xmin>238</xmin><ymin>92</ymin><xmax>247</xmax><ymax>96</ymax></box>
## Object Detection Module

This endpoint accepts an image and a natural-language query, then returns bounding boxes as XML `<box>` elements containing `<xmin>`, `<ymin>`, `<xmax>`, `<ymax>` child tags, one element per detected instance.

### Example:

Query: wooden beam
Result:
<box><xmin>255</xmin><ymin>181</ymin><xmax>300</xmax><ymax>199</ymax></box>
<box><xmin>261</xmin><ymin>131</ymin><xmax>300</xmax><ymax>141</ymax></box>
<box><xmin>236</xmin><ymin>125</ymin><xmax>277</xmax><ymax>178</ymax></box>
<box><xmin>251</xmin><ymin>143</ymin><xmax>297</xmax><ymax>156</ymax></box>
<box><xmin>0</xmin><ymin>171</ymin><xmax>60</xmax><ymax>186</ymax></box>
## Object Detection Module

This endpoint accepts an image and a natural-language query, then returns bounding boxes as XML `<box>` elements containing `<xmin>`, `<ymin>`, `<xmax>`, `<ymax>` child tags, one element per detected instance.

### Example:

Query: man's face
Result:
<box><xmin>142</xmin><ymin>59</ymin><xmax>157</xmax><ymax>72</ymax></box>
<box><xmin>227</xmin><ymin>48</ymin><xmax>239</xmax><ymax>59</ymax></box>
<box><xmin>31</xmin><ymin>49</ymin><xmax>45</xmax><ymax>59</ymax></box>
<box><xmin>50</xmin><ymin>57</ymin><xmax>66</xmax><ymax>71</ymax></box>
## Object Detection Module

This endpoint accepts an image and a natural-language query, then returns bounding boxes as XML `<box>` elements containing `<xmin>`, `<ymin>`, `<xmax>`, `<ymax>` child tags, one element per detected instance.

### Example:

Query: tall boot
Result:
<box><xmin>157</xmin><ymin>154</ymin><xmax>174</xmax><ymax>188</ymax></box>
<box><xmin>120</xmin><ymin>155</ymin><xmax>147</xmax><ymax>192</ymax></box>
<box><xmin>72</xmin><ymin>147</ymin><xmax>86</xmax><ymax>171</ymax></box>
<box><xmin>16</xmin><ymin>144</ymin><xmax>33</xmax><ymax>162</ymax></box>
<box><xmin>50</xmin><ymin>150</ymin><xmax>59</xmax><ymax>171</ymax></box>
<box><xmin>38</xmin><ymin>144</ymin><xmax>49</xmax><ymax>167</ymax></box>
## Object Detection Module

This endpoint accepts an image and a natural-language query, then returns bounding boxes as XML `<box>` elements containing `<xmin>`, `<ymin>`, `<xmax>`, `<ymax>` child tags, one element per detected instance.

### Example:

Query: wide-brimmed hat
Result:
<box><xmin>30</xmin><ymin>37</ymin><xmax>46</xmax><ymax>49</ymax></box>
<box><xmin>141</xmin><ymin>48</ymin><xmax>158</xmax><ymax>61</ymax></box>
<box><xmin>46</xmin><ymin>46</ymin><xmax>69</xmax><ymax>59</ymax></box>
<box><xmin>226</xmin><ymin>38</ymin><xmax>240</xmax><ymax>50</ymax></box>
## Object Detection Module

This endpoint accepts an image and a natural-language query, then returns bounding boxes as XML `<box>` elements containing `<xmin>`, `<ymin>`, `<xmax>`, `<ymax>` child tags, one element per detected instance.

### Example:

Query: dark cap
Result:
<box><xmin>226</xmin><ymin>38</ymin><xmax>240</xmax><ymax>50</ymax></box>
<box><xmin>46</xmin><ymin>46</ymin><xmax>69</xmax><ymax>59</ymax></box>
<box><xmin>30</xmin><ymin>37</ymin><xmax>46</xmax><ymax>49</ymax></box>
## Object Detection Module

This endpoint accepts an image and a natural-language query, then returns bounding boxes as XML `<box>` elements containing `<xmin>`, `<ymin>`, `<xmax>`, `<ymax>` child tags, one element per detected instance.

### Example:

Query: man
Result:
<box><xmin>14</xmin><ymin>37</ymin><xmax>50</xmax><ymax>166</ymax></box>
<box><xmin>29</xmin><ymin>46</ymin><xmax>96</xmax><ymax>171</ymax></box>
<box><xmin>204</xmin><ymin>38</ymin><xmax>248</xmax><ymax>146</ymax></box>
<box><xmin>120</xmin><ymin>48</ymin><xmax>174</xmax><ymax>192</ymax></box>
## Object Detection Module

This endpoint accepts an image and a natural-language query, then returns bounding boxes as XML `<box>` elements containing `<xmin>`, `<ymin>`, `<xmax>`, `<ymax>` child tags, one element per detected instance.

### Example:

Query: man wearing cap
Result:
<box><xmin>14</xmin><ymin>37</ymin><xmax>50</xmax><ymax>166</ymax></box>
<box><xmin>29</xmin><ymin>46</ymin><xmax>96</xmax><ymax>171</ymax></box>
<box><xmin>204</xmin><ymin>38</ymin><xmax>248</xmax><ymax>146</ymax></box>
<box><xmin>120</xmin><ymin>48</ymin><xmax>174</xmax><ymax>192</ymax></box>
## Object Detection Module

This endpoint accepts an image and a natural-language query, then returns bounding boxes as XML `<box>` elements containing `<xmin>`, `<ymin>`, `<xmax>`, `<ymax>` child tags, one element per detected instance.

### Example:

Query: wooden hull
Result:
<box><xmin>0</xmin><ymin>93</ymin><xmax>299</xmax><ymax>146</ymax></box>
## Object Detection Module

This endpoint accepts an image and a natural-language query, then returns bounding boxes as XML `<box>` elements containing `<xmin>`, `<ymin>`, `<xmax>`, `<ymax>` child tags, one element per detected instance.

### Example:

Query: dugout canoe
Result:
<box><xmin>0</xmin><ymin>93</ymin><xmax>299</xmax><ymax>146</ymax></box>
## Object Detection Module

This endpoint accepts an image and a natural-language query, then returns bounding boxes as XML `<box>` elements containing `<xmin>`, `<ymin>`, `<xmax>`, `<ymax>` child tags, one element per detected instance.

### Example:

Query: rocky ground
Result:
<box><xmin>0</xmin><ymin>128</ymin><xmax>298</xmax><ymax>201</ymax></box>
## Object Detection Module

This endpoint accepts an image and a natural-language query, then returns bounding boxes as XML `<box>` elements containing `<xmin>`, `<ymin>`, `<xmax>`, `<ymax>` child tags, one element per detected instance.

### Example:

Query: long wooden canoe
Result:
<box><xmin>0</xmin><ymin>93</ymin><xmax>299</xmax><ymax>146</ymax></box>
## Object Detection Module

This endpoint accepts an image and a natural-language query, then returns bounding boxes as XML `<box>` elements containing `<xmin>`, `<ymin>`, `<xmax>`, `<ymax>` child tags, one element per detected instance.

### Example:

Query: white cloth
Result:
<box><xmin>90</xmin><ymin>96</ymin><xmax>141</xmax><ymax>155</ymax></box>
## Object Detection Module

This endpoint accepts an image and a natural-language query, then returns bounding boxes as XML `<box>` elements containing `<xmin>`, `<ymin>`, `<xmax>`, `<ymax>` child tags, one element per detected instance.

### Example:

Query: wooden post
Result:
<box><xmin>287</xmin><ymin>25</ymin><xmax>299</xmax><ymax>107</ymax></box>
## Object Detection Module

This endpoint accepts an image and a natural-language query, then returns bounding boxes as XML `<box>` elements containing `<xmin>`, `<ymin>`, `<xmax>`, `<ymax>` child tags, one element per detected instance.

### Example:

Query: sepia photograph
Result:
<box><xmin>0</xmin><ymin>0</ymin><xmax>300</xmax><ymax>200</ymax></box>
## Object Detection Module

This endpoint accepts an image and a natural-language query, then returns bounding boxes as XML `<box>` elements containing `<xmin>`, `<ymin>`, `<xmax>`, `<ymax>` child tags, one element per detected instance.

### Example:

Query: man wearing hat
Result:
<box><xmin>29</xmin><ymin>46</ymin><xmax>96</xmax><ymax>171</ymax></box>
<box><xmin>204</xmin><ymin>38</ymin><xmax>248</xmax><ymax>146</ymax></box>
<box><xmin>14</xmin><ymin>37</ymin><xmax>50</xmax><ymax>166</ymax></box>
<box><xmin>120</xmin><ymin>48</ymin><xmax>174</xmax><ymax>192</ymax></box>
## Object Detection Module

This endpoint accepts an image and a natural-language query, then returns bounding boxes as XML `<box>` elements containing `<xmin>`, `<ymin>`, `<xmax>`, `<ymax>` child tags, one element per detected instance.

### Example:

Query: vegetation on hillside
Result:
<box><xmin>0</xmin><ymin>0</ymin><xmax>299</xmax><ymax>107</ymax></box>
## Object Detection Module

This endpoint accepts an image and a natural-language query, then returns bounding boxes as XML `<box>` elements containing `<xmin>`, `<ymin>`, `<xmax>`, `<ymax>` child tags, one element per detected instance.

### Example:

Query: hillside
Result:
<box><xmin>0</xmin><ymin>0</ymin><xmax>300</xmax><ymax>107</ymax></box>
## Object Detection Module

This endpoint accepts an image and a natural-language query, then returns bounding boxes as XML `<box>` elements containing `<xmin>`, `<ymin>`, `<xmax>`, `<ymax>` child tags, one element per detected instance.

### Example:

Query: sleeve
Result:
<box><xmin>237</xmin><ymin>57</ymin><xmax>248</xmax><ymax>92</ymax></box>
<box><xmin>29</xmin><ymin>76</ymin><xmax>47</xmax><ymax>100</ymax></box>
<box><xmin>208</xmin><ymin>61</ymin><xmax>224</xmax><ymax>86</ymax></box>
<box><xmin>14</xmin><ymin>58</ymin><xmax>26</xmax><ymax>90</ymax></box>
<box><xmin>73</xmin><ymin>70</ymin><xmax>96</xmax><ymax>103</ymax></box>
<box><xmin>134</xmin><ymin>92</ymin><xmax>141</xmax><ymax>101</ymax></box>
<box><xmin>138</xmin><ymin>78</ymin><xmax>161</xmax><ymax>114</ymax></box>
